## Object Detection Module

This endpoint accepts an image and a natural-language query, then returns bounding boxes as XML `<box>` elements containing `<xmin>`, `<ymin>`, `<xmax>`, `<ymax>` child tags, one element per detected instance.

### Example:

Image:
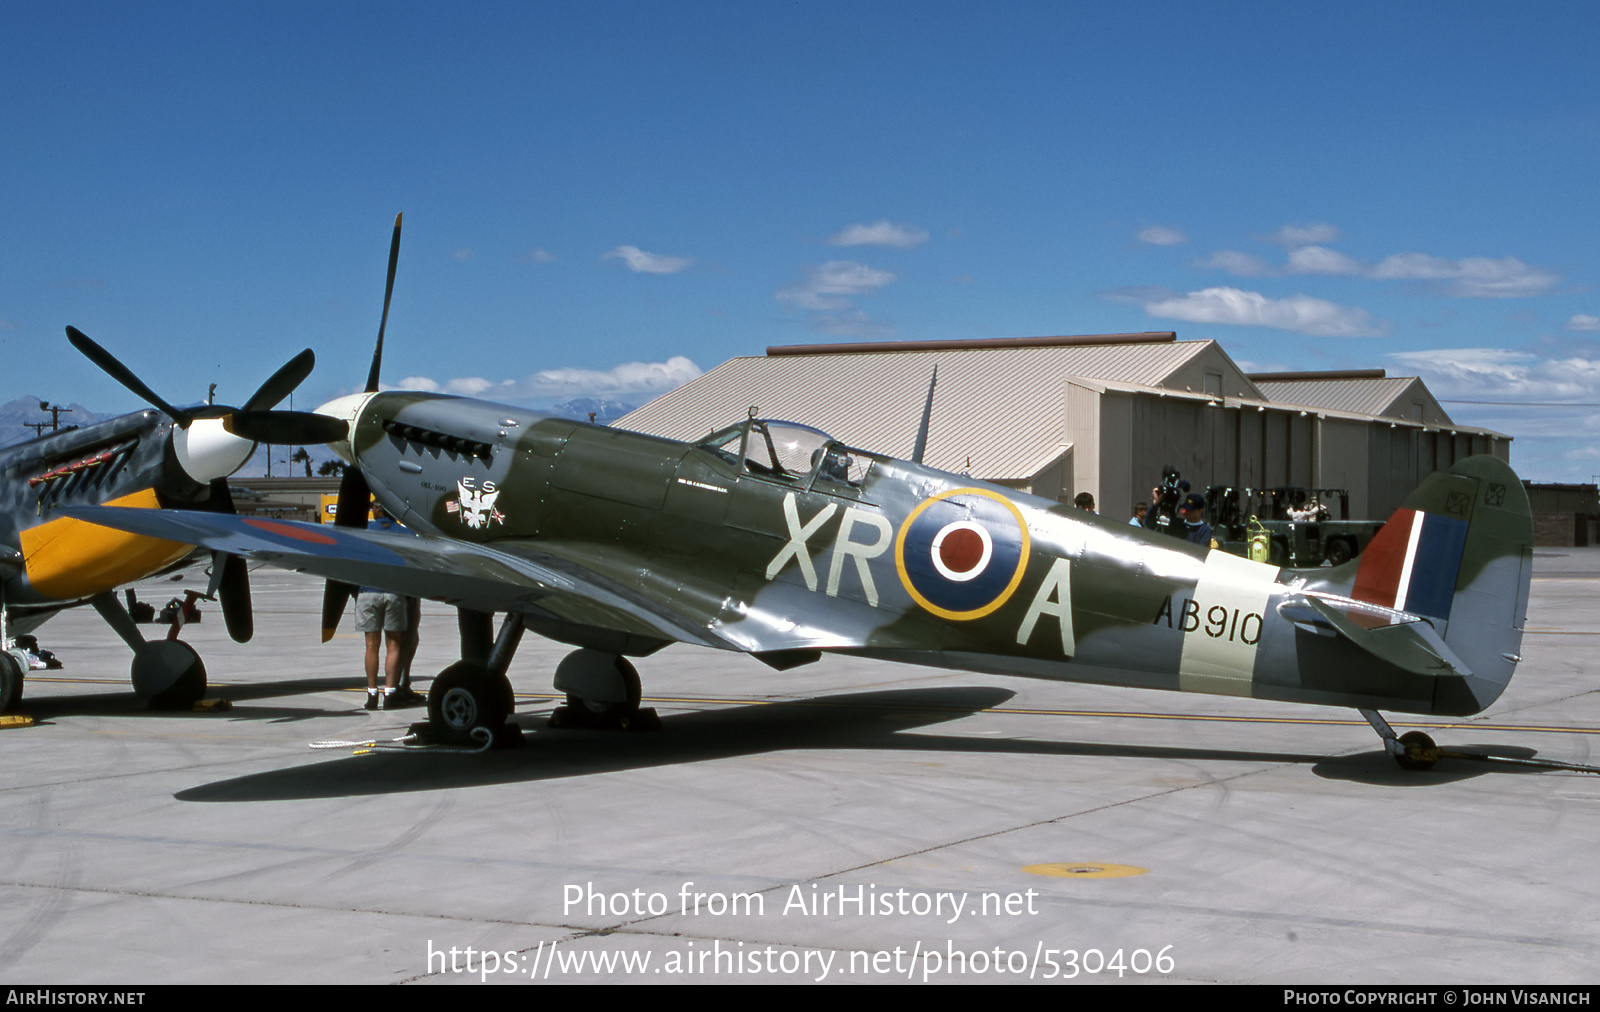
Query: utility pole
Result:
<box><xmin>37</xmin><ymin>401</ymin><xmax>72</xmax><ymax>431</ymax></box>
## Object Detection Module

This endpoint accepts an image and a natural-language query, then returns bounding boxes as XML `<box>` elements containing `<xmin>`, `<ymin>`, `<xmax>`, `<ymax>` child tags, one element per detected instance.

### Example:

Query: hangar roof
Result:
<box><xmin>618</xmin><ymin>333</ymin><xmax>1262</xmax><ymax>480</ymax></box>
<box><xmin>616</xmin><ymin>335</ymin><xmax>1488</xmax><ymax>482</ymax></box>
<box><xmin>1247</xmin><ymin>371</ymin><xmax>1454</xmax><ymax>426</ymax></box>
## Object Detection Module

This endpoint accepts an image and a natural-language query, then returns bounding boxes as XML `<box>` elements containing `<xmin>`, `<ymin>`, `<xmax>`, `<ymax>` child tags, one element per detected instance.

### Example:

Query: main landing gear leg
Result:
<box><xmin>425</xmin><ymin>612</ymin><xmax>523</xmax><ymax>747</ymax></box>
<box><xmin>549</xmin><ymin>648</ymin><xmax>658</xmax><ymax>730</ymax></box>
<box><xmin>90</xmin><ymin>592</ymin><xmax>206</xmax><ymax>710</ymax></box>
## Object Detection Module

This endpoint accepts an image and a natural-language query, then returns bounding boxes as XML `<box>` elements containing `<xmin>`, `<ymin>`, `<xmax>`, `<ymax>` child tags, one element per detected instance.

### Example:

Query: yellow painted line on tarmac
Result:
<box><xmin>607</xmin><ymin>693</ymin><xmax>1600</xmax><ymax>738</ymax></box>
<box><xmin>1024</xmin><ymin>862</ymin><xmax>1147</xmax><ymax>879</ymax></box>
<box><xmin>27</xmin><ymin>679</ymin><xmax>1600</xmax><ymax>738</ymax></box>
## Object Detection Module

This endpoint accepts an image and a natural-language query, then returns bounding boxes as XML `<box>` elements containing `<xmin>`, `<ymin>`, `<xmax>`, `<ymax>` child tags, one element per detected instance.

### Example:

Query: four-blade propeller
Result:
<box><xmin>66</xmin><ymin>315</ymin><xmax>350</xmax><ymax>644</ymax></box>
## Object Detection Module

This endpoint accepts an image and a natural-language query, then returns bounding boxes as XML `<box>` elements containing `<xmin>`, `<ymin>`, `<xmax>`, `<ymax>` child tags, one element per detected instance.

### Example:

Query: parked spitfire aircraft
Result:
<box><xmin>68</xmin><ymin>219</ymin><xmax>1538</xmax><ymax>771</ymax></box>
<box><xmin>0</xmin><ymin>330</ymin><xmax>344</xmax><ymax>713</ymax></box>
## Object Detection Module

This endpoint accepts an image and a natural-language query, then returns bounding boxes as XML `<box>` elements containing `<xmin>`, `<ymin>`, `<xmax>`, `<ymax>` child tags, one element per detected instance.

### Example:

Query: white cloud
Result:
<box><xmin>1143</xmin><ymin>286</ymin><xmax>1385</xmax><ymax>337</ymax></box>
<box><xmin>776</xmin><ymin>261</ymin><xmax>896</xmax><ymax>311</ymax></box>
<box><xmin>520</xmin><ymin>249</ymin><xmax>557</xmax><ymax>263</ymax></box>
<box><xmin>451</xmin><ymin>248</ymin><xmax>475</xmax><ymax>261</ymax></box>
<box><xmin>1266</xmin><ymin>223</ymin><xmax>1342</xmax><ymax>247</ymax></box>
<box><xmin>1283</xmin><ymin>245</ymin><xmax>1364</xmax><ymax>276</ymax></box>
<box><xmin>388</xmin><ymin>357</ymin><xmax>703</xmax><ymax>402</ymax></box>
<box><xmin>1195</xmin><ymin>237</ymin><xmax>1559</xmax><ymax>298</ymax></box>
<box><xmin>1567</xmin><ymin>314</ymin><xmax>1600</xmax><ymax>332</ymax></box>
<box><xmin>1368</xmin><ymin>254</ymin><xmax>1558</xmax><ymax>297</ymax></box>
<box><xmin>605</xmin><ymin>245</ymin><xmax>692</xmax><ymax>274</ymax></box>
<box><xmin>530</xmin><ymin>356</ymin><xmax>703</xmax><ymax>396</ymax></box>
<box><xmin>828</xmin><ymin>221</ymin><xmax>929</xmax><ymax>249</ymax></box>
<box><xmin>1136</xmin><ymin>225</ymin><xmax>1186</xmax><ymax>246</ymax></box>
<box><xmin>1388</xmin><ymin>347</ymin><xmax>1600</xmax><ymax>401</ymax></box>
<box><xmin>1194</xmin><ymin>250</ymin><xmax>1274</xmax><ymax>277</ymax></box>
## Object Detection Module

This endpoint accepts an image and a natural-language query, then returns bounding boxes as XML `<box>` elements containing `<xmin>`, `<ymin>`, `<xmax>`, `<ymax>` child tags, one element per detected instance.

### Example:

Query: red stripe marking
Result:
<box><xmin>242</xmin><ymin>517</ymin><xmax>339</xmax><ymax>544</ymax></box>
<box><xmin>1352</xmin><ymin>507</ymin><xmax>1415</xmax><ymax>608</ymax></box>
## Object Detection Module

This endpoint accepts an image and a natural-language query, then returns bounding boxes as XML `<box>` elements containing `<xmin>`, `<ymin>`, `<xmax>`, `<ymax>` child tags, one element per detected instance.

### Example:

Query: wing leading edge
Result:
<box><xmin>62</xmin><ymin>507</ymin><xmax>737</xmax><ymax>651</ymax></box>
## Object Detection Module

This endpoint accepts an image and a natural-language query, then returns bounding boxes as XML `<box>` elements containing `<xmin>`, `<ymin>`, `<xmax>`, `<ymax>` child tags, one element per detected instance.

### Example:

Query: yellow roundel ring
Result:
<box><xmin>895</xmin><ymin>487</ymin><xmax>1031</xmax><ymax>621</ymax></box>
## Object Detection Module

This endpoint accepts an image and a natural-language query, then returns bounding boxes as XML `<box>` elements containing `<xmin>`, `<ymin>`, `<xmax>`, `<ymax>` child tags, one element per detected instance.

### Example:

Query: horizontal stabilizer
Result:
<box><xmin>1278</xmin><ymin>593</ymin><xmax>1473</xmax><ymax>679</ymax></box>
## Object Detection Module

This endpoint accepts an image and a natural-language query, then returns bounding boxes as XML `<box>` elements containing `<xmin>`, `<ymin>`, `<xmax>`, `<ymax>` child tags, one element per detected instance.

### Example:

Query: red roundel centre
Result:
<box><xmin>938</xmin><ymin>527</ymin><xmax>986</xmax><ymax>574</ymax></box>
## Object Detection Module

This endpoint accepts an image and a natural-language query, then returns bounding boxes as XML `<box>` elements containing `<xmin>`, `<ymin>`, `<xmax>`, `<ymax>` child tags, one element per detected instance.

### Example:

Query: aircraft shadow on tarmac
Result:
<box><xmin>167</xmin><ymin>684</ymin><xmax>1551</xmax><ymax>802</ymax></box>
<box><xmin>17</xmin><ymin>676</ymin><xmax>389</xmax><ymax>724</ymax></box>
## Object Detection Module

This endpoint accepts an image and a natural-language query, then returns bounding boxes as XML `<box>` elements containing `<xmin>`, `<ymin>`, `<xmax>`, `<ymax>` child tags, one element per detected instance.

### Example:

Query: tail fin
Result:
<box><xmin>1333</xmin><ymin>455</ymin><xmax>1533</xmax><ymax>714</ymax></box>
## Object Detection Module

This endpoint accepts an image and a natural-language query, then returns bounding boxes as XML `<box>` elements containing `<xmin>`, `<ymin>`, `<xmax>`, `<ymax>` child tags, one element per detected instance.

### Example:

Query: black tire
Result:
<box><xmin>0</xmin><ymin>652</ymin><xmax>23</xmax><ymax>713</ymax></box>
<box><xmin>133</xmin><ymin>640</ymin><xmax>207</xmax><ymax>710</ymax></box>
<box><xmin>566</xmin><ymin>656</ymin><xmax>641</xmax><ymax>718</ymax></box>
<box><xmin>428</xmin><ymin>661</ymin><xmax>512</xmax><ymax>742</ymax></box>
<box><xmin>1325</xmin><ymin>538</ymin><xmax>1354</xmax><ymax>567</ymax></box>
<box><xmin>1394</xmin><ymin>730</ymin><xmax>1441</xmax><ymax>771</ymax></box>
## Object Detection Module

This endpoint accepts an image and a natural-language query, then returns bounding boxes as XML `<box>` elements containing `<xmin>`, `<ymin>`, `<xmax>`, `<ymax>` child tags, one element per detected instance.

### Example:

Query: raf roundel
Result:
<box><xmin>895</xmin><ymin>488</ymin><xmax>1031</xmax><ymax>620</ymax></box>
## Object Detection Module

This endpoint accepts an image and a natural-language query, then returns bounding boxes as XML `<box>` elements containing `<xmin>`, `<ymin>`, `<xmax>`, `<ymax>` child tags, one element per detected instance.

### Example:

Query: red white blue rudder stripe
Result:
<box><xmin>1351</xmin><ymin>508</ymin><xmax>1470</xmax><ymax>621</ymax></box>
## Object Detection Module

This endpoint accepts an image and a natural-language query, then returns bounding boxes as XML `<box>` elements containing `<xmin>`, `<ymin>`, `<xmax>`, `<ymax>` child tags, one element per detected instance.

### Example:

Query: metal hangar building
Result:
<box><xmin>615</xmin><ymin>332</ymin><xmax>1510</xmax><ymax>521</ymax></box>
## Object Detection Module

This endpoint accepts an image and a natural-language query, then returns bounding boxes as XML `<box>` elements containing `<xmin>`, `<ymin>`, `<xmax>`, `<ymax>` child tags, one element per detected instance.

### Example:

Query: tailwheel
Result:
<box><xmin>132</xmin><ymin>640</ymin><xmax>206</xmax><ymax>710</ymax></box>
<box><xmin>1395</xmin><ymin>730</ymin><xmax>1441</xmax><ymax>771</ymax></box>
<box><xmin>567</xmin><ymin>656</ymin><xmax>641</xmax><ymax>718</ymax></box>
<box><xmin>551</xmin><ymin>651</ymin><xmax>656</xmax><ymax>730</ymax></box>
<box><xmin>427</xmin><ymin>661</ymin><xmax>514</xmax><ymax>744</ymax></box>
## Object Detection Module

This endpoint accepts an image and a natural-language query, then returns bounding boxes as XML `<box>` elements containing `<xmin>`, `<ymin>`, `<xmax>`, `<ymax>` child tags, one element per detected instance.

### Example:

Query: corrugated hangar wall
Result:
<box><xmin>1047</xmin><ymin>386</ymin><xmax>1504</xmax><ymax>521</ymax></box>
<box><xmin>1091</xmin><ymin>396</ymin><xmax>1501</xmax><ymax>521</ymax></box>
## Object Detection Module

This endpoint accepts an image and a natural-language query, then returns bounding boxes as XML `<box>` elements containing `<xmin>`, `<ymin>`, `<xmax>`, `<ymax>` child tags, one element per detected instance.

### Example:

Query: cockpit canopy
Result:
<box><xmin>696</xmin><ymin>418</ymin><xmax>871</xmax><ymax>486</ymax></box>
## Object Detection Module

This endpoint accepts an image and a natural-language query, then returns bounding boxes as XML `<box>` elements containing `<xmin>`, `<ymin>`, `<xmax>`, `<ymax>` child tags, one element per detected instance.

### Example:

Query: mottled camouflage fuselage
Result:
<box><xmin>0</xmin><ymin>410</ymin><xmax>208</xmax><ymax>625</ymax></box>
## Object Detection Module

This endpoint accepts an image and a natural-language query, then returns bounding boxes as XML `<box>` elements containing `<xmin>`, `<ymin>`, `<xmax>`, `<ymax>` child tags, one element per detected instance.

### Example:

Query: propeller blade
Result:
<box><xmin>366</xmin><ymin>212</ymin><xmax>402</xmax><ymax>394</ymax></box>
<box><xmin>218</xmin><ymin>553</ymin><xmax>253</xmax><ymax>643</ymax></box>
<box><xmin>200</xmin><ymin>481</ymin><xmax>252</xmax><ymax>643</ymax></box>
<box><xmin>222</xmin><ymin>410</ymin><xmax>349</xmax><ymax>445</ymax></box>
<box><xmin>243</xmin><ymin>349</ymin><xmax>317</xmax><ymax>412</ymax></box>
<box><xmin>321</xmin><ymin>466</ymin><xmax>372</xmax><ymax>642</ymax></box>
<box><xmin>66</xmin><ymin>326</ymin><xmax>192</xmax><ymax>425</ymax></box>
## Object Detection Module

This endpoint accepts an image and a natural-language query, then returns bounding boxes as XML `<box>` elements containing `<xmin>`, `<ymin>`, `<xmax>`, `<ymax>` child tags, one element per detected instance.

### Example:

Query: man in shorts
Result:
<box><xmin>356</xmin><ymin>585</ymin><xmax>408</xmax><ymax>710</ymax></box>
<box><xmin>356</xmin><ymin>504</ymin><xmax>414</xmax><ymax>709</ymax></box>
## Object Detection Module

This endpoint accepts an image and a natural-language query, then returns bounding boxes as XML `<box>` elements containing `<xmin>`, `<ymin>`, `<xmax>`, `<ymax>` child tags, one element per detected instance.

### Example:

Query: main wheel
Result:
<box><xmin>565</xmin><ymin>656</ymin><xmax>641</xmax><ymax>718</ymax></box>
<box><xmin>132</xmin><ymin>640</ymin><xmax>206</xmax><ymax>710</ymax></box>
<box><xmin>1325</xmin><ymin>537</ymin><xmax>1354</xmax><ymax>566</ymax></box>
<box><xmin>428</xmin><ymin>661</ymin><xmax>513</xmax><ymax>742</ymax></box>
<box><xmin>0</xmin><ymin>652</ymin><xmax>23</xmax><ymax>713</ymax></box>
<box><xmin>1394</xmin><ymin>730</ymin><xmax>1441</xmax><ymax>771</ymax></box>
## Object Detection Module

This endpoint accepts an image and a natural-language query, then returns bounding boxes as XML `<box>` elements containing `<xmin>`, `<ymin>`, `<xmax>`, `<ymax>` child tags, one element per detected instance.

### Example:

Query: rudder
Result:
<box><xmin>1339</xmin><ymin>455</ymin><xmax>1532</xmax><ymax>714</ymax></box>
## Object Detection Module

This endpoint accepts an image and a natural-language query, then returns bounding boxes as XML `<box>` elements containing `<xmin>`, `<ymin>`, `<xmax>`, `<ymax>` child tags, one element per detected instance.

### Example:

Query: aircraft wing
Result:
<box><xmin>62</xmin><ymin>507</ymin><xmax>739</xmax><ymax>650</ymax></box>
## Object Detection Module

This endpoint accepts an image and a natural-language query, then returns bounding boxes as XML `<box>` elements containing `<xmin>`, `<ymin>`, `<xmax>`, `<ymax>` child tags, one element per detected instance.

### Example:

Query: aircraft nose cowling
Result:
<box><xmin>171</xmin><ymin>417</ymin><xmax>257</xmax><ymax>484</ymax></box>
<box><xmin>313</xmin><ymin>393</ymin><xmax>373</xmax><ymax>464</ymax></box>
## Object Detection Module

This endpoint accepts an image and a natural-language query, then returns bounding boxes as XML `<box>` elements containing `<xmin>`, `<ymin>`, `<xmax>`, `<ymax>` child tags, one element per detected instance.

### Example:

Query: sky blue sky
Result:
<box><xmin>4</xmin><ymin>2</ymin><xmax>1597</xmax><ymax>479</ymax></box>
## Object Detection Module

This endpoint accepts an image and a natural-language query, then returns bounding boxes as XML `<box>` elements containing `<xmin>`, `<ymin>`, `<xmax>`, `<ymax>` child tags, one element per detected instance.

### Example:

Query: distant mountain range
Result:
<box><xmin>548</xmin><ymin>397</ymin><xmax>636</xmax><ymax>424</ymax></box>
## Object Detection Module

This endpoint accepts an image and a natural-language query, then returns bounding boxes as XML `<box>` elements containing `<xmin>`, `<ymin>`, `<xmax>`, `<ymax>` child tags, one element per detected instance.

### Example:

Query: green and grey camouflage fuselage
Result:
<box><xmin>318</xmin><ymin>389</ymin><xmax>1532</xmax><ymax>720</ymax></box>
